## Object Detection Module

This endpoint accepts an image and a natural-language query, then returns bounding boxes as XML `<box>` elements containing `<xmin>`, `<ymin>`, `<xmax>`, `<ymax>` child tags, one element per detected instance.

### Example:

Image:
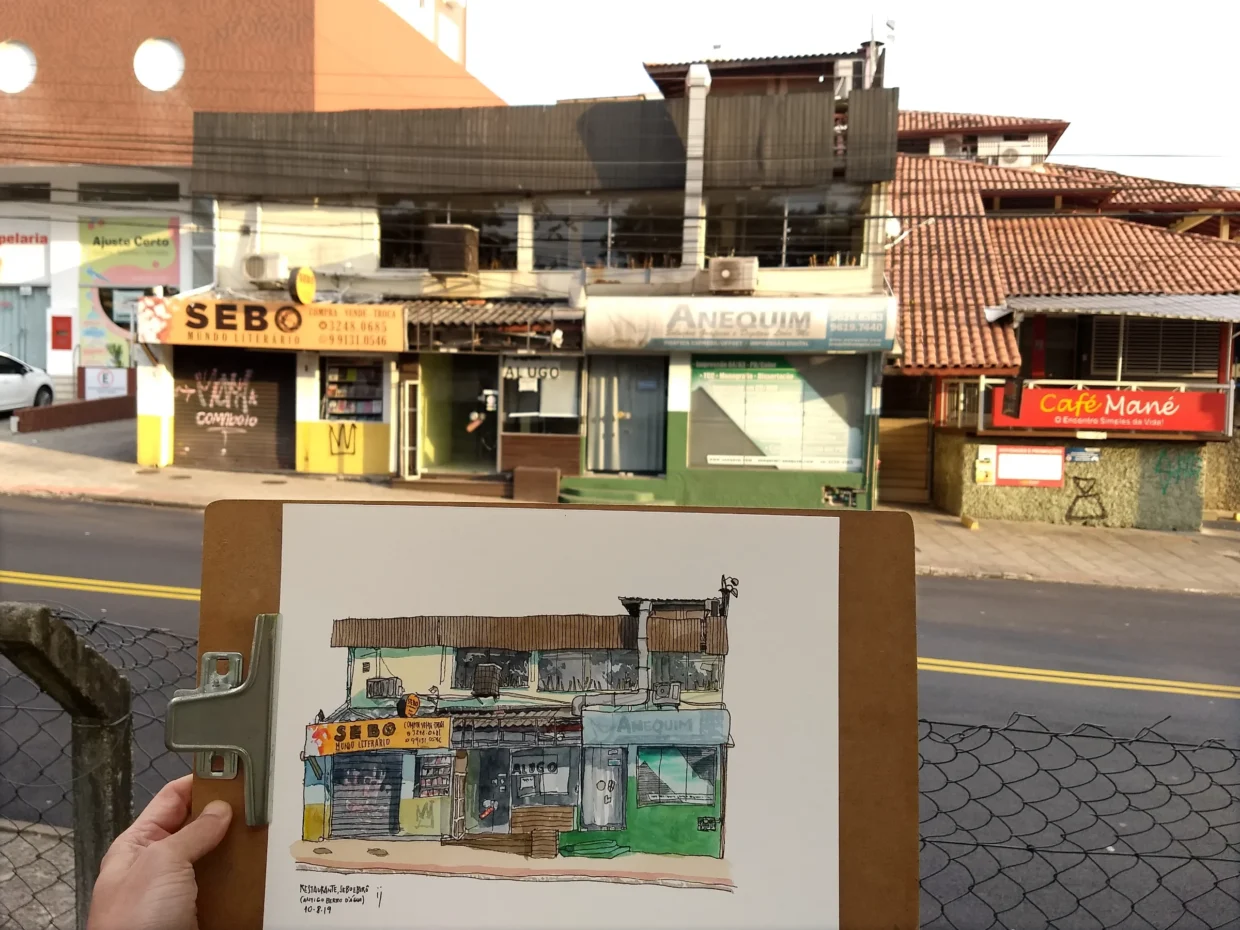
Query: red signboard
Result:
<box><xmin>992</xmin><ymin>386</ymin><xmax>1228</xmax><ymax>434</ymax></box>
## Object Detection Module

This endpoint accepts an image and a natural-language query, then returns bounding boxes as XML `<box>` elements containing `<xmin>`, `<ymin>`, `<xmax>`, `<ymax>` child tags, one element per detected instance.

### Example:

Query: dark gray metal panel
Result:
<box><xmin>194</xmin><ymin>100</ymin><xmax>688</xmax><ymax>198</ymax></box>
<box><xmin>845</xmin><ymin>87</ymin><xmax>899</xmax><ymax>183</ymax></box>
<box><xmin>329</xmin><ymin>752</ymin><xmax>402</xmax><ymax>838</ymax></box>
<box><xmin>703</xmin><ymin>94</ymin><xmax>836</xmax><ymax>189</ymax></box>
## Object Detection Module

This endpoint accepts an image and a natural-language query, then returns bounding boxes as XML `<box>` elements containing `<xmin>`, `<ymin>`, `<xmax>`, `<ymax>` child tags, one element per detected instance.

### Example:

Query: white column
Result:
<box><xmin>517</xmin><ymin>199</ymin><xmax>534</xmax><ymax>272</ymax></box>
<box><xmin>681</xmin><ymin>63</ymin><xmax>712</xmax><ymax>270</ymax></box>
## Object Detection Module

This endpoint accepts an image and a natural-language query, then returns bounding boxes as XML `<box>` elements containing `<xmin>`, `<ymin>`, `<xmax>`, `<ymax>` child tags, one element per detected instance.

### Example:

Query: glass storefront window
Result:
<box><xmin>533</xmin><ymin>192</ymin><xmax>683</xmax><ymax>270</ymax></box>
<box><xmin>689</xmin><ymin>355</ymin><xmax>867</xmax><ymax>473</ymax></box>
<box><xmin>379</xmin><ymin>195</ymin><xmax>519</xmax><ymax>270</ymax></box>
<box><xmin>636</xmin><ymin>747</ymin><xmax>717</xmax><ymax>806</ymax></box>
<box><xmin>652</xmin><ymin>653</ymin><xmax>723</xmax><ymax>691</ymax></box>
<box><xmin>321</xmin><ymin>356</ymin><xmax>384</xmax><ymax>422</ymax></box>
<box><xmin>501</xmin><ymin>355</ymin><xmax>580</xmax><ymax>435</ymax></box>
<box><xmin>453</xmin><ymin>649</ymin><xmax>530</xmax><ymax>690</ymax></box>
<box><xmin>537</xmin><ymin>649</ymin><xmax>639</xmax><ymax>692</ymax></box>
<box><xmin>706</xmin><ymin>186</ymin><xmax>867</xmax><ymax>267</ymax></box>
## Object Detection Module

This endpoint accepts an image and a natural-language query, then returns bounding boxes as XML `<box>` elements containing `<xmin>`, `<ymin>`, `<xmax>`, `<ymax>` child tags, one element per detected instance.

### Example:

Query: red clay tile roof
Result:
<box><xmin>989</xmin><ymin>216</ymin><xmax>1240</xmax><ymax>296</ymax></box>
<box><xmin>1042</xmin><ymin>163</ymin><xmax>1240</xmax><ymax>206</ymax></box>
<box><xmin>898</xmin><ymin>110</ymin><xmax>1069</xmax><ymax>146</ymax></box>
<box><xmin>889</xmin><ymin>154</ymin><xmax>1240</xmax><ymax>373</ymax></box>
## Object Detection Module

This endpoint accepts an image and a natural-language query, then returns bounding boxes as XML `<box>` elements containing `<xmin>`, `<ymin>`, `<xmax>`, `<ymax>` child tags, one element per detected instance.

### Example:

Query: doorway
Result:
<box><xmin>400</xmin><ymin>379</ymin><xmax>420</xmax><ymax>478</ymax></box>
<box><xmin>473</xmin><ymin>748</ymin><xmax>512</xmax><ymax>833</ymax></box>
<box><xmin>421</xmin><ymin>354</ymin><xmax>500</xmax><ymax>474</ymax></box>
<box><xmin>581</xmin><ymin>747</ymin><xmax>626</xmax><ymax>830</ymax></box>
<box><xmin>587</xmin><ymin>355</ymin><xmax>667</xmax><ymax>474</ymax></box>
<box><xmin>0</xmin><ymin>287</ymin><xmax>50</xmax><ymax>370</ymax></box>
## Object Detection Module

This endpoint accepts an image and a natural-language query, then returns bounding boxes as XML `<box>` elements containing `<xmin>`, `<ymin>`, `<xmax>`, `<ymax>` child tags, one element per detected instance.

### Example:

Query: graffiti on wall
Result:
<box><xmin>175</xmin><ymin>368</ymin><xmax>258</xmax><ymax>455</ymax></box>
<box><xmin>1153</xmin><ymin>448</ymin><xmax>1202</xmax><ymax>496</ymax></box>
<box><xmin>329</xmin><ymin>422</ymin><xmax>358</xmax><ymax>457</ymax></box>
<box><xmin>1064</xmin><ymin>477</ymin><xmax>1108</xmax><ymax>524</ymax></box>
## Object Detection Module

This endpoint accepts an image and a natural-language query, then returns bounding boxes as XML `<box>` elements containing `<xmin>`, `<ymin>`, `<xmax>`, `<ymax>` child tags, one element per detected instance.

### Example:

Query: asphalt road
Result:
<box><xmin>2</xmin><ymin>496</ymin><xmax>1240</xmax><ymax>813</ymax></box>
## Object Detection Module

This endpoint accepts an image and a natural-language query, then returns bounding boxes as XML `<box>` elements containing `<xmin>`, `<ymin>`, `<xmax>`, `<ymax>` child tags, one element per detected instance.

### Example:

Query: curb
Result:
<box><xmin>916</xmin><ymin>565</ymin><xmax>1240</xmax><ymax>598</ymax></box>
<box><xmin>0</xmin><ymin>488</ymin><xmax>208</xmax><ymax>512</ymax></box>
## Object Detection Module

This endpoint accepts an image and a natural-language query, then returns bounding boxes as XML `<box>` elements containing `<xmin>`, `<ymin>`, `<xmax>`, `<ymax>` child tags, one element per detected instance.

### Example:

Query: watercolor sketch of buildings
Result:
<box><xmin>264</xmin><ymin>504</ymin><xmax>840</xmax><ymax>930</ymax></box>
<box><xmin>295</xmin><ymin>578</ymin><xmax>737</xmax><ymax>890</ymax></box>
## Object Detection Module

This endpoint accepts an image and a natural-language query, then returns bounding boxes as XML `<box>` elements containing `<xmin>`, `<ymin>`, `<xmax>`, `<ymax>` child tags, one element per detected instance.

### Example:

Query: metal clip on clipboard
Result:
<box><xmin>164</xmin><ymin>614</ymin><xmax>279</xmax><ymax>827</ymax></box>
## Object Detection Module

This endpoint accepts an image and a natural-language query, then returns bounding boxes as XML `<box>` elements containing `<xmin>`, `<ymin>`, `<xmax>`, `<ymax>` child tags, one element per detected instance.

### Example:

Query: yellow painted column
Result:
<box><xmin>135</xmin><ymin>344</ymin><xmax>174</xmax><ymax>467</ymax></box>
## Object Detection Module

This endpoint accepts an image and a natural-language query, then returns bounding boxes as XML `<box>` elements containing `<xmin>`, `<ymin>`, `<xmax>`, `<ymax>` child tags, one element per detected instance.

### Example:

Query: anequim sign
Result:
<box><xmin>584</xmin><ymin>295</ymin><xmax>897</xmax><ymax>353</ymax></box>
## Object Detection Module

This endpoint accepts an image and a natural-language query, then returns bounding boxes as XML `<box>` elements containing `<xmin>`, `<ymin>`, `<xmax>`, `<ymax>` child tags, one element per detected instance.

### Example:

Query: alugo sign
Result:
<box><xmin>584</xmin><ymin>295</ymin><xmax>897</xmax><ymax>353</ymax></box>
<box><xmin>138</xmin><ymin>296</ymin><xmax>404</xmax><ymax>353</ymax></box>
<box><xmin>992</xmin><ymin>386</ymin><xmax>1229</xmax><ymax>433</ymax></box>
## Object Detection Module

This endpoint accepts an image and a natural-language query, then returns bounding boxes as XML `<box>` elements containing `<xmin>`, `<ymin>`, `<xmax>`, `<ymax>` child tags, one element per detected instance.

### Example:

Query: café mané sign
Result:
<box><xmin>138</xmin><ymin>295</ymin><xmax>404</xmax><ymax>353</ymax></box>
<box><xmin>992</xmin><ymin>385</ymin><xmax>1228</xmax><ymax>434</ymax></box>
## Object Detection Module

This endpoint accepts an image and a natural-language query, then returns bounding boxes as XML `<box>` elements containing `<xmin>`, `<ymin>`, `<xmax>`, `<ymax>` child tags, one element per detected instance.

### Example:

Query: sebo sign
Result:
<box><xmin>185</xmin><ymin>302</ymin><xmax>303</xmax><ymax>334</ymax></box>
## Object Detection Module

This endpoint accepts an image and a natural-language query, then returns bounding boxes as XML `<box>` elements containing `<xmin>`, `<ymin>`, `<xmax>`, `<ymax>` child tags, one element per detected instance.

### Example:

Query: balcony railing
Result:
<box><xmin>937</xmin><ymin>377</ymin><xmax>1235</xmax><ymax>437</ymax></box>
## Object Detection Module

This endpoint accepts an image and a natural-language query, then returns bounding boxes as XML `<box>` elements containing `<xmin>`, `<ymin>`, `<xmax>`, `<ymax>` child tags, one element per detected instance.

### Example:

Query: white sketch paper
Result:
<box><xmin>263</xmin><ymin>504</ymin><xmax>840</xmax><ymax>929</ymax></box>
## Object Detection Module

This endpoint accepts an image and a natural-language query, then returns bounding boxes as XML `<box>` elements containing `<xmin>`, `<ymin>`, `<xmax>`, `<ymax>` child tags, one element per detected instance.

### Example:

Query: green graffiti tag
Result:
<box><xmin>1153</xmin><ymin>448</ymin><xmax>1201</xmax><ymax>496</ymax></box>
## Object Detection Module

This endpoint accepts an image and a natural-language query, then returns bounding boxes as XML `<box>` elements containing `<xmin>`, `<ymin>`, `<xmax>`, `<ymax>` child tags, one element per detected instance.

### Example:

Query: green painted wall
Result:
<box><xmin>934</xmin><ymin>432</ymin><xmax>1209</xmax><ymax>530</ymax></box>
<box><xmin>562</xmin><ymin>410</ymin><xmax>876</xmax><ymax>511</ymax></box>
<box><xmin>419</xmin><ymin>353</ymin><xmax>454</xmax><ymax>468</ymax></box>
<box><xmin>559</xmin><ymin>775</ymin><xmax>724</xmax><ymax>858</ymax></box>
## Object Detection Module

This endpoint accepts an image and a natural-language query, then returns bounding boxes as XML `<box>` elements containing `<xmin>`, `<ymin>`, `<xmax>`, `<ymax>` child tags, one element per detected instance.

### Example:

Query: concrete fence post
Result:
<box><xmin>0</xmin><ymin>603</ymin><xmax>133</xmax><ymax>930</ymax></box>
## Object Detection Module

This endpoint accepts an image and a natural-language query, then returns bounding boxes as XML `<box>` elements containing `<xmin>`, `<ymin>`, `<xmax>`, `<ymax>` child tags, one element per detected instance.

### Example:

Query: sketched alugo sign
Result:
<box><xmin>584</xmin><ymin>295</ymin><xmax>897</xmax><ymax>353</ymax></box>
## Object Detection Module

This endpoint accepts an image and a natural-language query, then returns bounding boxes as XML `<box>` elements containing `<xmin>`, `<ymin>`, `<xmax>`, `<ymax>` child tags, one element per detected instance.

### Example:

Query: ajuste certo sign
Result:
<box><xmin>992</xmin><ymin>386</ymin><xmax>1228</xmax><ymax>433</ymax></box>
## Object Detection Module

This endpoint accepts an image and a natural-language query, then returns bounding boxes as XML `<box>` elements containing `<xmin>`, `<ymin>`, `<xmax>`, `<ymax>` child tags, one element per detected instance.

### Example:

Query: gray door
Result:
<box><xmin>0</xmin><ymin>287</ymin><xmax>50</xmax><ymax>371</ymax></box>
<box><xmin>581</xmin><ymin>747</ymin><xmax>626</xmax><ymax>830</ymax></box>
<box><xmin>587</xmin><ymin>356</ymin><xmax>667</xmax><ymax>473</ymax></box>
<box><xmin>330</xmin><ymin>752</ymin><xmax>402</xmax><ymax>838</ymax></box>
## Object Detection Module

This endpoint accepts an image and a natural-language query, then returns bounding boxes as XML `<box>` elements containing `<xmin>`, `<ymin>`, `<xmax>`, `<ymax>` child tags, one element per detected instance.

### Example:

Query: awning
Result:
<box><xmin>405</xmin><ymin>300</ymin><xmax>583</xmax><ymax>326</ymax></box>
<box><xmin>448</xmin><ymin>708</ymin><xmax>580</xmax><ymax>729</ymax></box>
<box><xmin>1004</xmin><ymin>294</ymin><xmax>1240</xmax><ymax>323</ymax></box>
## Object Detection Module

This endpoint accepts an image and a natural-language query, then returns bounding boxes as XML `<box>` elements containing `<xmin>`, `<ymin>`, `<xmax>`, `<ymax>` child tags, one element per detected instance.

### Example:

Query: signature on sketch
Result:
<box><xmin>292</xmin><ymin>576</ymin><xmax>740</xmax><ymax>892</ymax></box>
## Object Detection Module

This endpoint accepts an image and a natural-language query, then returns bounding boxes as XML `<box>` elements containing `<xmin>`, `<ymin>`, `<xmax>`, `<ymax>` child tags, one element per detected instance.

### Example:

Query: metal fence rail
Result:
<box><xmin>2</xmin><ymin>610</ymin><xmax>1239</xmax><ymax>929</ymax></box>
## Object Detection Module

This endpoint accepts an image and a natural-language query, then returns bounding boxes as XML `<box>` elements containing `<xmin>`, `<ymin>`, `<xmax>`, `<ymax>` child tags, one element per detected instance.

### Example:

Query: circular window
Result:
<box><xmin>0</xmin><ymin>41</ymin><xmax>37</xmax><ymax>94</ymax></box>
<box><xmin>133</xmin><ymin>38</ymin><xmax>184</xmax><ymax>92</ymax></box>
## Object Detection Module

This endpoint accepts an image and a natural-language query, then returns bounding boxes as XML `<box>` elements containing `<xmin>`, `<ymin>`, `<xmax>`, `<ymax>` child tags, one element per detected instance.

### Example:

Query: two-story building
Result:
<box><xmin>137</xmin><ymin>48</ymin><xmax>901</xmax><ymax>511</ymax></box>
<box><xmin>296</xmin><ymin>581</ymin><xmax>735</xmax><ymax>888</ymax></box>
<box><xmin>0</xmin><ymin>0</ymin><xmax>492</xmax><ymax>401</ymax></box>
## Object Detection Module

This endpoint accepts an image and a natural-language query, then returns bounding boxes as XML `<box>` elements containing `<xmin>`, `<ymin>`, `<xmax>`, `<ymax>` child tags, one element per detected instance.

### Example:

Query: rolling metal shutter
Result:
<box><xmin>330</xmin><ymin>752</ymin><xmax>403</xmax><ymax>839</ymax></box>
<box><xmin>172</xmin><ymin>346</ymin><xmax>295</xmax><ymax>471</ymax></box>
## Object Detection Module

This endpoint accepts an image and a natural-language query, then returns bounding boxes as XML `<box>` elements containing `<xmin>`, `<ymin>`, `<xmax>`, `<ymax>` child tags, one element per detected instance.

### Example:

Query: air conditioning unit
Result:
<box><xmin>993</xmin><ymin>141</ymin><xmax>1041</xmax><ymax>168</ymax></box>
<box><xmin>472</xmin><ymin>663</ymin><xmax>502</xmax><ymax>699</ymax></box>
<box><xmin>708</xmin><ymin>256</ymin><xmax>758</xmax><ymax>293</ymax></box>
<box><xmin>365</xmin><ymin>676</ymin><xmax>404</xmax><ymax>700</ymax></box>
<box><xmin>652</xmin><ymin>682</ymin><xmax>682</xmax><ymax>708</ymax></box>
<box><xmin>427</xmin><ymin>224</ymin><xmax>479</xmax><ymax>275</ymax></box>
<box><xmin>243</xmin><ymin>252</ymin><xmax>289</xmax><ymax>284</ymax></box>
<box><xmin>932</xmin><ymin>135</ymin><xmax>975</xmax><ymax>160</ymax></box>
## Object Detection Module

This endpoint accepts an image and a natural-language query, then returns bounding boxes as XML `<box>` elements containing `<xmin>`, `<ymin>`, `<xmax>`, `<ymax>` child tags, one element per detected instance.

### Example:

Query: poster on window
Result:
<box><xmin>250</xmin><ymin>504</ymin><xmax>852</xmax><ymax>928</ymax></box>
<box><xmin>689</xmin><ymin>356</ymin><xmax>865</xmax><ymax>472</ymax></box>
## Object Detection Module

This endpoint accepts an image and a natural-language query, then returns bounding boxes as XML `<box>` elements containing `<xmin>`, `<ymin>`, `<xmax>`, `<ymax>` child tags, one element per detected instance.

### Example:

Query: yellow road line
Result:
<box><xmin>919</xmin><ymin>657</ymin><xmax>1240</xmax><ymax>700</ymax></box>
<box><xmin>0</xmin><ymin>569</ymin><xmax>200</xmax><ymax>602</ymax></box>
<box><xmin>0</xmin><ymin>567</ymin><xmax>1233</xmax><ymax>699</ymax></box>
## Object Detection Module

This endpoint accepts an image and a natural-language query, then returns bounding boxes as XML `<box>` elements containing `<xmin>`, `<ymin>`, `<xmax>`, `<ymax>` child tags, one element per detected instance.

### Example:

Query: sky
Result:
<box><xmin>464</xmin><ymin>0</ymin><xmax>1239</xmax><ymax>189</ymax></box>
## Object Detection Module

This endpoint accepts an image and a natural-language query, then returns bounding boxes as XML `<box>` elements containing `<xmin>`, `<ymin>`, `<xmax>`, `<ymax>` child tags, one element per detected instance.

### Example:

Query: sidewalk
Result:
<box><xmin>3</xmin><ymin>442</ymin><xmax>1239</xmax><ymax>596</ymax></box>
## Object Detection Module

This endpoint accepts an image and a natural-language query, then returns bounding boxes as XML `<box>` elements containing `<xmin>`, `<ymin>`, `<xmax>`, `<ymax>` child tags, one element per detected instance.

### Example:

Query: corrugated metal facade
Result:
<box><xmin>846</xmin><ymin>87</ymin><xmax>900</xmax><ymax>183</ymax></box>
<box><xmin>193</xmin><ymin>91</ymin><xmax>897</xmax><ymax>199</ymax></box>
<box><xmin>331</xmin><ymin>613</ymin><xmax>729</xmax><ymax>655</ymax></box>
<box><xmin>703</xmin><ymin>94</ymin><xmax>835</xmax><ymax>188</ymax></box>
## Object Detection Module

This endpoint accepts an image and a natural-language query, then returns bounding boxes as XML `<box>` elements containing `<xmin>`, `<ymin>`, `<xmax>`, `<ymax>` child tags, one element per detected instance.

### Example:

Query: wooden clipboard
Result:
<box><xmin>187</xmin><ymin>501</ymin><xmax>918</xmax><ymax>930</ymax></box>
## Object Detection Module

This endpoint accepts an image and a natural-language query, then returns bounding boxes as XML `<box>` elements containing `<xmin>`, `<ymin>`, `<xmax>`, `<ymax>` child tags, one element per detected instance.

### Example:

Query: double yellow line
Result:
<box><xmin>0</xmin><ymin>569</ymin><xmax>200</xmax><ymax>602</ymax></box>
<box><xmin>919</xmin><ymin>656</ymin><xmax>1240</xmax><ymax>700</ymax></box>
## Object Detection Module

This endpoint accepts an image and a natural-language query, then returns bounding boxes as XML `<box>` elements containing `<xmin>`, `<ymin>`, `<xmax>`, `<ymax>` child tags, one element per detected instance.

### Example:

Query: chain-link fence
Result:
<box><xmin>3</xmin><ymin>608</ymin><xmax>1240</xmax><ymax>929</ymax></box>
<box><xmin>0</xmin><ymin>608</ymin><xmax>195</xmax><ymax>930</ymax></box>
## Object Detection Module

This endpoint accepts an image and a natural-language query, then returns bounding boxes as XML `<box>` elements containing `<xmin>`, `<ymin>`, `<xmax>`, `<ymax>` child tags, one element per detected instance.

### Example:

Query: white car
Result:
<box><xmin>0</xmin><ymin>351</ymin><xmax>54</xmax><ymax>414</ymax></box>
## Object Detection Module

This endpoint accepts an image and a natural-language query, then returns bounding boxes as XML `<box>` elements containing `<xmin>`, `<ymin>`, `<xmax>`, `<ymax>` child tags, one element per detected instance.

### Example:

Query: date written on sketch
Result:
<box><xmin>299</xmin><ymin>882</ymin><xmax>382</xmax><ymax>916</ymax></box>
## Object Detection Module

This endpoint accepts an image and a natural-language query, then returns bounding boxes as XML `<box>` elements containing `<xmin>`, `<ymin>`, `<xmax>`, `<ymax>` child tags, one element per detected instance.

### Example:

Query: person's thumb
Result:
<box><xmin>159</xmin><ymin>800</ymin><xmax>233</xmax><ymax>864</ymax></box>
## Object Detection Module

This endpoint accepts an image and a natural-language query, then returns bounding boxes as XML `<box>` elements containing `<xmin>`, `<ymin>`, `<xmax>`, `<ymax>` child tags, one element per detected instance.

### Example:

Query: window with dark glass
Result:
<box><xmin>637</xmin><ymin>747</ymin><xmax>717</xmax><ymax>806</ymax></box>
<box><xmin>453</xmin><ymin>648</ymin><xmax>530</xmax><ymax>690</ymax></box>
<box><xmin>537</xmin><ymin>650</ymin><xmax>639</xmax><ymax>692</ymax></box>
<box><xmin>379</xmin><ymin>196</ymin><xmax>518</xmax><ymax>270</ymax></box>
<box><xmin>501</xmin><ymin>355</ymin><xmax>580</xmax><ymax>435</ymax></box>
<box><xmin>533</xmin><ymin>193</ymin><xmax>683</xmax><ymax>270</ymax></box>
<box><xmin>78</xmin><ymin>183</ymin><xmax>180</xmax><ymax>202</ymax></box>
<box><xmin>652</xmin><ymin>653</ymin><xmax>723</xmax><ymax>692</ymax></box>
<box><xmin>707</xmin><ymin>186</ymin><xmax>867</xmax><ymax>267</ymax></box>
<box><xmin>0</xmin><ymin>183</ymin><xmax>51</xmax><ymax>202</ymax></box>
